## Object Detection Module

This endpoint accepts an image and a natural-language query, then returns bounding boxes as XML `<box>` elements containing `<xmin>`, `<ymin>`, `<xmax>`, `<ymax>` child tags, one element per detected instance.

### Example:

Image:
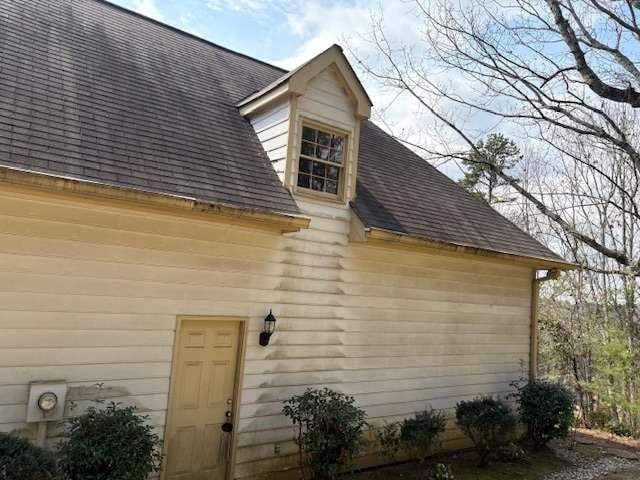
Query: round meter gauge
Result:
<box><xmin>37</xmin><ymin>392</ymin><xmax>58</xmax><ymax>412</ymax></box>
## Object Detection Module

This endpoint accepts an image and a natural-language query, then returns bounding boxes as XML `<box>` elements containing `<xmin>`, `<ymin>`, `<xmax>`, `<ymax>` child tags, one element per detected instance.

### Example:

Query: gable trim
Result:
<box><xmin>237</xmin><ymin>45</ymin><xmax>372</xmax><ymax>119</ymax></box>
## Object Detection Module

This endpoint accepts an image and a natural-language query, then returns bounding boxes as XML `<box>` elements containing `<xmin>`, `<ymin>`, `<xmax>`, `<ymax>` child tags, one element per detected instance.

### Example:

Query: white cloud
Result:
<box><xmin>266</xmin><ymin>1</ymin><xmax>436</xmax><ymax>150</ymax></box>
<box><xmin>131</xmin><ymin>0</ymin><xmax>164</xmax><ymax>21</ymax></box>
<box><xmin>272</xmin><ymin>1</ymin><xmax>373</xmax><ymax>70</ymax></box>
<box><xmin>264</xmin><ymin>0</ymin><xmax>511</xmax><ymax>173</ymax></box>
<box><xmin>272</xmin><ymin>1</ymin><xmax>424</xmax><ymax>67</ymax></box>
<box><xmin>206</xmin><ymin>0</ymin><xmax>276</xmax><ymax>14</ymax></box>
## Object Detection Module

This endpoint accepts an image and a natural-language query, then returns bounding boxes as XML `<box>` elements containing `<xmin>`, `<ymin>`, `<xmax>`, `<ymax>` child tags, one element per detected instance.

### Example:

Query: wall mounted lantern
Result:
<box><xmin>259</xmin><ymin>310</ymin><xmax>277</xmax><ymax>346</ymax></box>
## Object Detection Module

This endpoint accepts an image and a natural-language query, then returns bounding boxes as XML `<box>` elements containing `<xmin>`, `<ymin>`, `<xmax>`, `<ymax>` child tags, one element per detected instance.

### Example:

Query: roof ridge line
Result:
<box><xmin>96</xmin><ymin>0</ymin><xmax>288</xmax><ymax>74</ymax></box>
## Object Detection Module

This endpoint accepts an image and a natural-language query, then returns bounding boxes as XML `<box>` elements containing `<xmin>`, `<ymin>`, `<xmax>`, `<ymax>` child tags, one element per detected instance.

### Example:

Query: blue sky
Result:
<box><xmin>109</xmin><ymin>0</ymin><xmax>389</xmax><ymax>69</ymax></box>
<box><xmin>109</xmin><ymin>0</ymin><xmax>297</xmax><ymax>64</ymax></box>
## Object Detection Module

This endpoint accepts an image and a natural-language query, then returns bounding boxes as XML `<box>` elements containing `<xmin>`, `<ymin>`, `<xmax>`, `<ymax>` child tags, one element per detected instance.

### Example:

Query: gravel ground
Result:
<box><xmin>544</xmin><ymin>444</ymin><xmax>635</xmax><ymax>480</ymax></box>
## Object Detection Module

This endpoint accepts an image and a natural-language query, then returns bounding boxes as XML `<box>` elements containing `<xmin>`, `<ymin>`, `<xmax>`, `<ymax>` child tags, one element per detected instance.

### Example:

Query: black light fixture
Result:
<box><xmin>259</xmin><ymin>310</ymin><xmax>277</xmax><ymax>346</ymax></box>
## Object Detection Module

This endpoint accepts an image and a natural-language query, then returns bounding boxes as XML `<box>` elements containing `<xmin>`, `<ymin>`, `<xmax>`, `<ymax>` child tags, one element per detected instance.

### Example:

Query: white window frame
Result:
<box><xmin>294</xmin><ymin>121</ymin><xmax>348</xmax><ymax>201</ymax></box>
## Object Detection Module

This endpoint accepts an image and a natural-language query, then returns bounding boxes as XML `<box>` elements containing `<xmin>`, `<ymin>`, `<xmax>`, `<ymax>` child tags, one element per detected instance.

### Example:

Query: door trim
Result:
<box><xmin>163</xmin><ymin>316</ymin><xmax>248</xmax><ymax>480</ymax></box>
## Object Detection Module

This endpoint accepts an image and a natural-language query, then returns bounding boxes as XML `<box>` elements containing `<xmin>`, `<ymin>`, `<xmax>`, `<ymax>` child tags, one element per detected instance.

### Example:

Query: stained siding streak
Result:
<box><xmin>233</xmin><ymin>197</ymin><xmax>532</xmax><ymax>477</ymax></box>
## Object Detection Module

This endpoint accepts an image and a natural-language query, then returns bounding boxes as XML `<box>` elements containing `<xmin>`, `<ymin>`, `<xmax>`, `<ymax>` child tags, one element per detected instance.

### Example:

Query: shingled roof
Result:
<box><xmin>354</xmin><ymin>122</ymin><xmax>564</xmax><ymax>262</ymax></box>
<box><xmin>0</xmin><ymin>0</ymin><xmax>566</xmax><ymax>264</ymax></box>
<box><xmin>0</xmin><ymin>0</ymin><xmax>299</xmax><ymax>216</ymax></box>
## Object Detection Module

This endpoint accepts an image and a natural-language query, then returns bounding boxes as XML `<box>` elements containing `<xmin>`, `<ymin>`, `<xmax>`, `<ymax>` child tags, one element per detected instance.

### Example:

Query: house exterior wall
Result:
<box><xmin>247</xmin><ymin>100</ymin><xmax>290</xmax><ymax>184</ymax></box>
<box><xmin>0</xmin><ymin>184</ymin><xmax>533</xmax><ymax>479</ymax></box>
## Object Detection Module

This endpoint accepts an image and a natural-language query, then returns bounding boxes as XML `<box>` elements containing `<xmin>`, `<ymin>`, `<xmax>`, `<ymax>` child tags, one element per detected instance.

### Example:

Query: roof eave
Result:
<box><xmin>365</xmin><ymin>227</ymin><xmax>576</xmax><ymax>271</ymax></box>
<box><xmin>0</xmin><ymin>165</ymin><xmax>311</xmax><ymax>233</ymax></box>
<box><xmin>238</xmin><ymin>83</ymin><xmax>290</xmax><ymax>117</ymax></box>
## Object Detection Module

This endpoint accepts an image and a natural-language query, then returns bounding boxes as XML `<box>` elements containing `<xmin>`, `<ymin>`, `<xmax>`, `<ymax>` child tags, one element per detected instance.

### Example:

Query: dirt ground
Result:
<box><xmin>575</xmin><ymin>429</ymin><xmax>640</xmax><ymax>480</ymax></box>
<box><xmin>346</xmin><ymin>429</ymin><xmax>639</xmax><ymax>480</ymax></box>
<box><xmin>575</xmin><ymin>428</ymin><xmax>640</xmax><ymax>455</ymax></box>
<box><xmin>602</xmin><ymin>470</ymin><xmax>640</xmax><ymax>480</ymax></box>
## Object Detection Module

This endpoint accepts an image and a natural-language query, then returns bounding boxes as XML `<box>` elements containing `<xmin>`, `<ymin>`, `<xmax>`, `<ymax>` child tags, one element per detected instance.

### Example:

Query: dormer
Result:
<box><xmin>238</xmin><ymin>45</ymin><xmax>372</xmax><ymax>204</ymax></box>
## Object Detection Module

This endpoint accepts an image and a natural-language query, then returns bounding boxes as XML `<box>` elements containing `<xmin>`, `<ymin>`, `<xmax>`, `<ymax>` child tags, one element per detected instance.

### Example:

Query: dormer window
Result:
<box><xmin>297</xmin><ymin>125</ymin><xmax>345</xmax><ymax>196</ymax></box>
<box><xmin>239</xmin><ymin>46</ymin><xmax>372</xmax><ymax>202</ymax></box>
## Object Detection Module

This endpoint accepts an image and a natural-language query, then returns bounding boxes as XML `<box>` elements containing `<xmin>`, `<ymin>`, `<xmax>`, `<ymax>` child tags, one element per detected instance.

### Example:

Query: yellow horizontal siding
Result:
<box><xmin>0</xmin><ymin>186</ymin><xmax>533</xmax><ymax>479</ymax></box>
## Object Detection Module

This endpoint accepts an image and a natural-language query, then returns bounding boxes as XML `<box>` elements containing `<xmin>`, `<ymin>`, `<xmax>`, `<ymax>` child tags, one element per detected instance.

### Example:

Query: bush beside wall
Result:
<box><xmin>57</xmin><ymin>402</ymin><xmax>162</xmax><ymax>480</ymax></box>
<box><xmin>511</xmin><ymin>379</ymin><xmax>575</xmax><ymax>449</ymax></box>
<box><xmin>0</xmin><ymin>432</ymin><xmax>57</xmax><ymax>480</ymax></box>
<box><xmin>455</xmin><ymin>397</ymin><xmax>517</xmax><ymax>466</ymax></box>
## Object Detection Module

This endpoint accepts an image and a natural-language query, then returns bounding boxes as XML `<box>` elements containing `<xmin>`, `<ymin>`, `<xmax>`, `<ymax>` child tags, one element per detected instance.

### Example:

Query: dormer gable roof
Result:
<box><xmin>238</xmin><ymin>45</ymin><xmax>372</xmax><ymax>119</ymax></box>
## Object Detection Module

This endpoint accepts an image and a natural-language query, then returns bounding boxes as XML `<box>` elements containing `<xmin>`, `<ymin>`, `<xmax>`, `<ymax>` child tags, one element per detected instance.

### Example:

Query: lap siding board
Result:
<box><xmin>0</xmin><ymin>185</ymin><xmax>533</xmax><ymax>479</ymax></box>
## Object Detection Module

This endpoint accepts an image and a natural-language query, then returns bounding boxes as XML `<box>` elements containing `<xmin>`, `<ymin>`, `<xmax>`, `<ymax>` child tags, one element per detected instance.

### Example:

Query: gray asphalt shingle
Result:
<box><xmin>354</xmin><ymin>122</ymin><xmax>563</xmax><ymax>262</ymax></box>
<box><xmin>0</xmin><ymin>0</ymin><xmax>564</xmax><ymax>263</ymax></box>
<box><xmin>0</xmin><ymin>0</ymin><xmax>298</xmax><ymax>214</ymax></box>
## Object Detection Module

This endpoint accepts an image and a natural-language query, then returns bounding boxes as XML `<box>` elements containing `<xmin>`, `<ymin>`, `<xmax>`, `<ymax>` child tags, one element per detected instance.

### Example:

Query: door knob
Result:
<box><xmin>221</xmin><ymin>422</ymin><xmax>233</xmax><ymax>433</ymax></box>
<box><xmin>222</xmin><ymin>410</ymin><xmax>233</xmax><ymax>432</ymax></box>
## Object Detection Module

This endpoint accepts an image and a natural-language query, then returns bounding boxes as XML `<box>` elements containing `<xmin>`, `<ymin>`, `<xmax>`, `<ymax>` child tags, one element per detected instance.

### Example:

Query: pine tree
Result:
<box><xmin>459</xmin><ymin>133</ymin><xmax>521</xmax><ymax>204</ymax></box>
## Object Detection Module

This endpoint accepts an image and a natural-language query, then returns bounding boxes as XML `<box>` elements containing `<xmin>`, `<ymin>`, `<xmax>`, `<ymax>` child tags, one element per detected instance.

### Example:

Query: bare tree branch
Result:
<box><xmin>546</xmin><ymin>0</ymin><xmax>640</xmax><ymax>107</ymax></box>
<box><xmin>356</xmin><ymin>0</ymin><xmax>640</xmax><ymax>273</ymax></box>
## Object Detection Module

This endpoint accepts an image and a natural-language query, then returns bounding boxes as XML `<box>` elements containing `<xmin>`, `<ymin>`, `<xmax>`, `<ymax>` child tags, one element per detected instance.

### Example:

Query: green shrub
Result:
<box><xmin>373</xmin><ymin>421</ymin><xmax>402</xmax><ymax>461</ymax></box>
<box><xmin>511</xmin><ymin>379</ymin><xmax>575</xmax><ymax>449</ymax></box>
<box><xmin>0</xmin><ymin>432</ymin><xmax>57</xmax><ymax>480</ymax></box>
<box><xmin>608</xmin><ymin>423</ymin><xmax>633</xmax><ymax>437</ymax></box>
<box><xmin>400</xmin><ymin>408</ymin><xmax>447</xmax><ymax>462</ymax></box>
<box><xmin>455</xmin><ymin>397</ymin><xmax>516</xmax><ymax>466</ymax></box>
<box><xmin>426</xmin><ymin>463</ymin><xmax>455</xmax><ymax>480</ymax></box>
<box><xmin>57</xmin><ymin>402</ymin><xmax>162</xmax><ymax>480</ymax></box>
<box><xmin>283</xmin><ymin>388</ymin><xmax>367</xmax><ymax>480</ymax></box>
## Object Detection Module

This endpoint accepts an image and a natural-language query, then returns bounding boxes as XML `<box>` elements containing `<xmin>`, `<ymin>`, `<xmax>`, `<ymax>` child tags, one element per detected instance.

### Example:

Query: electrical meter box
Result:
<box><xmin>26</xmin><ymin>381</ymin><xmax>67</xmax><ymax>423</ymax></box>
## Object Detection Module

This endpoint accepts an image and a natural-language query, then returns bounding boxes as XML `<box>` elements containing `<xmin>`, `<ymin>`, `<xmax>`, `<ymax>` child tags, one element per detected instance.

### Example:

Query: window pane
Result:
<box><xmin>331</xmin><ymin>135</ymin><xmax>344</xmax><ymax>151</ymax></box>
<box><xmin>298</xmin><ymin>126</ymin><xmax>345</xmax><ymax>195</ymax></box>
<box><xmin>317</xmin><ymin>131</ymin><xmax>331</xmax><ymax>147</ymax></box>
<box><xmin>312</xmin><ymin>161</ymin><xmax>326</xmax><ymax>177</ymax></box>
<box><xmin>302</xmin><ymin>126</ymin><xmax>316</xmax><ymax>142</ymax></box>
<box><xmin>312</xmin><ymin>177</ymin><xmax>325</xmax><ymax>191</ymax></box>
<box><xmin>297</xmin><ymin>173</ymin><xmax>310</xmax><ymax>188</ymax></box>
<box><xmin>326</xmin><ymin>180</ymin><xmax>338</xmax><ymax>194</ymax></box>
<box><xmin>299</xmin><ymin>158</ymin><xmax>312</xmax><ymax>173</ymax></box>
<box><xmin>329</xmin><ymin>148</ymin><xmax>342</xmax><ymax>163</ymax></box>
<box><xmin>301</xmin><ymin>141</ymin><xmax>315</xmax><ymax>157</ymax></box>
<box><xmin>317</xmin><ymin>146</ymin><xmax>330</xmax><ymax>160</ymax></box>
